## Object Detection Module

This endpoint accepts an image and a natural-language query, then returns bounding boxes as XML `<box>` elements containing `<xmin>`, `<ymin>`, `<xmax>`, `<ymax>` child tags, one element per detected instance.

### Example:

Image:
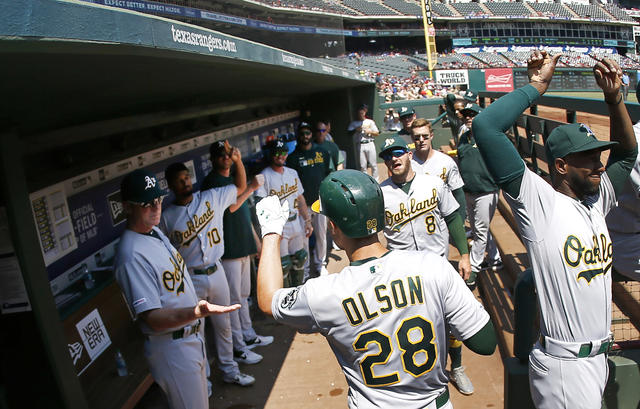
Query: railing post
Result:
<box><xmin>530</xmin><ymin>104</ymin><xmax>537</xmax><ymax>116</ymax></box>
<box><xmin>566</xmin><ymin>110</ymin><xmax>577</xmax><ymax>123</ymax></box>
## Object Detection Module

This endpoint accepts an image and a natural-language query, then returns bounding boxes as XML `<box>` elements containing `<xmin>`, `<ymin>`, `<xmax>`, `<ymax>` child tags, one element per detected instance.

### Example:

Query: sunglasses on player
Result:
<box><xmin>128</xmin><ymin>196</ymin><xmax>165</xmax><ymax>208</ymax></box>
<box><xmin>381</xmin><ymin>148</ymin><xmax>408</xmax><ymax>161</ymax></box>
<box><xmin>316</xmin><ymin>128</ymin><xmax>327</xmax><ymax>133</ymax></box>
<box><xmin>412</xmin><ymin>133</ymin><xmax>432</xmax><ymax>141</ymax></box>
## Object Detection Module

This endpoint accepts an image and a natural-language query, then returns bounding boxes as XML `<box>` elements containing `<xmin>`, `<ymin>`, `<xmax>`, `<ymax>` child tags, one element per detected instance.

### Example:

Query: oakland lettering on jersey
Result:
<box><xmin>342</xmin><ymin>276</ymin><xmax>424</xmax><ymax>326</ymax></box>
<box><xmin>385</xmin><ymin>189</ymin><xmax>438</xmax><ymax>230</ymax></box>
<box><xmin>269</xmin><ymin>180</ymin><xmax>298</xmax><ymax>201</ymax></box>
<box><xmin>563</xmin><ymin>233</ymin><xmax>613</xmax><ymax>284</ymax></box>
<box><xmin>173</xmin><ymin>201</ymin><xmax>215</xmax><ymax>247</ymax></box>
<box><xmin>162</xmin><ymin>252</ymin><xmax>186</xmax><ymax>295</ymax></box>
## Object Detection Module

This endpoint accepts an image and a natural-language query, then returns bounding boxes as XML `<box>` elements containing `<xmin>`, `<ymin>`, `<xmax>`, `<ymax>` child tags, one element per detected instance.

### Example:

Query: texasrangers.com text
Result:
<box><xmin>171</xmin><ymin>25</ymin><xmax>237</xmax><ymax>53</ymax></box>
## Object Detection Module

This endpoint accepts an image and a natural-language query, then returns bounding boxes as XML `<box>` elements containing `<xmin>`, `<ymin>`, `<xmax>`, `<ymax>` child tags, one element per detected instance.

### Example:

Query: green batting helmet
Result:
<box><xmin>311</xmin><ymin>170</ymin><xmax>384</xmax><ymax>238</ymax></box>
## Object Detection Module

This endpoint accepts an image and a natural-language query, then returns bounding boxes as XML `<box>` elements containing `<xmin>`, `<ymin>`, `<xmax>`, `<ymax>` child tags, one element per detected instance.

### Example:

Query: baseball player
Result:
<box><xmin>396</xmin><ymin>106</ymin><xmax>416</xmax><ymax>147</ymax></box>
<box><xmin>201</xmin><ymin>141</ymin><xmax>274</xmax><ymax>351</ymax></box>
<box><xmin>605</xmin><ymin>82</ymin><xmax>640</xmax><ymax>281</ymax></box>
<box><xmin>472</xmin><ymin>50</ymin><xmax>637</xmax><ymax>408</ymax></box>
<box><xmin>254</xmin><ymin>170</ymin><xmax>497</xmax><ymax>409</ymax></box>
<box><xmin>456</xmin><ymin>103</ymin><xmax>502</xmax><ymax>289</ymax></box>
<box><xmin>348</xmin><ymin>104</ymin><xmax>380</xmax><ymax>180</ymax></box>
<box><xmin>378</xmin><ymin>136</ymin><xmax>475</xmax><ymax>395</ymax></box>
<box><xmin>256</xmin><ymin>138</ymin><xmax>312</xmax><ymax>287</ymax></box>
<box><xmin>286</xmin><ymin>123</ymin><xmax>334</xmax><ymax>279</ymax></box>
<box><xmin>114</xmin><ymin>168</ymin><xmax>240</xmax><ymax>409</ymax></box>
<box><xmin>159</xmin><ymin>149</ymin><xmax>262</xmax><ymax>387</ymax></box>
<box><xmin>410</xmin><ymin>118</ymin><xmax>467</xmax><ymax>224</ymax></box>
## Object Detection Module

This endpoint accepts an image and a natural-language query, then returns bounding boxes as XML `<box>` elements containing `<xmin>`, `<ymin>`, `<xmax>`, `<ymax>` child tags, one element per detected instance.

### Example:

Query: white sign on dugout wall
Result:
<box><xmin>435</xmin><ymin>69</ymin><xmax>469</xmax><ymax>86</ymax></box>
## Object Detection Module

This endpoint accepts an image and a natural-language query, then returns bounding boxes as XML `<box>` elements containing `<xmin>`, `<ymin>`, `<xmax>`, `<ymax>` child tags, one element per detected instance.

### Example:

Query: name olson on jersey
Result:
<box><xmin>385</xmin><ymin>189</ymin><xmax>438</xmax><ymax>228</ymax></box>
<box><xmin>563</xmin><ymin>233</ymin><xmax>613</xmax><ymax>284</ymax></box>
<box><xmin>270</xmin><ymin>180</ymin><xmax>298</xmax><ymax>200</ymax></box>
<box><xmin>172</xmin><ymin>201</ymin><xmax>214</xmax><ymax>246</ymax></box>
<box><xmin>342</xmin><ymin>276</ymin><xmax>424</xmax><ymax>326</ymax></box>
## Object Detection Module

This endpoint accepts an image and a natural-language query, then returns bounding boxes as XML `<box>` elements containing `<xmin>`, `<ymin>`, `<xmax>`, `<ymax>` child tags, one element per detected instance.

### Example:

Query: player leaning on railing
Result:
<box><xmin>472</xmin><ymin>50</ymin><xmax>637</xmax><ymax>409</ymax></box>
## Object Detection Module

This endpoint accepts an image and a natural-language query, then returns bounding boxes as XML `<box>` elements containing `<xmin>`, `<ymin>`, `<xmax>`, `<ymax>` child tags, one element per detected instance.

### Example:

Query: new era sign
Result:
<box><xmin>107</xmin><ymin>191</ymin><xmax>126</xmax><ymax>226</ymax></box>
<box><xmin>484</xmin><ymin>68</ymin><xmax>514</xmax><ymax>92</ymax></box>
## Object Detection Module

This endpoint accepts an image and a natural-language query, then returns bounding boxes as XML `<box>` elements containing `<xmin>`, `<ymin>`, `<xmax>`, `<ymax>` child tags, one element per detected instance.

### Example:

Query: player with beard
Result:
<box><xmin>159</xmin><ymin>147</ymin><xmax>264</xmax><ymax>387</ymax></box>
<box><xmin>472</xmin><ymin>50</ymin><xmax>637</xmax><ymax>409</ymax></box>
<box><xmin>286</xmin><ymin>123</ymin><xmax>334</xmax><ymax>279</ymax></box>
<box><xmin>378</xmin><ymin>136</ymin><xmax>475</xmax><ymax>395</ymax></box>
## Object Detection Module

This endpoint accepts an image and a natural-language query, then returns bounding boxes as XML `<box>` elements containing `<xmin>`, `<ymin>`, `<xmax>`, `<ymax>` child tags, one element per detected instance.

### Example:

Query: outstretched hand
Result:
<box><xmin>593</xmin><ymin>57</ymin><xmax>622</xmax><ymax>101</ymax></box>
<box><xmin>527</xmin><ymin>50</ymin><xmax>562</xmax><ymax>95</ymax></box>
<box><xmin>195</xmin><ymin>300</ymin><xmax>241</xmax><ymax>318</ymax></box>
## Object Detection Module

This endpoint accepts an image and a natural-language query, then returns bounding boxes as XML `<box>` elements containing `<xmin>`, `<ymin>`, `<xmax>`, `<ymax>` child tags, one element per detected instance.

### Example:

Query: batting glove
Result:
<box><xmin>256</xmin><ymin>195</ymin><xmax>289</xmax><ymax>237</ymax></box>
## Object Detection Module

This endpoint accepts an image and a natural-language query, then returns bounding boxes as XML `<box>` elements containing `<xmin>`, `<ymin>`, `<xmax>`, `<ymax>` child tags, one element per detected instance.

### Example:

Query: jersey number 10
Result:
<box><xmin>207</xmin><ymin>228</ymin><xmax>221</xmax><ymax>247</ymax></box>
<box><xmin>353</xmin><ymin>315</ymin><xmax>437</xmax><ymax>387</ymax></box>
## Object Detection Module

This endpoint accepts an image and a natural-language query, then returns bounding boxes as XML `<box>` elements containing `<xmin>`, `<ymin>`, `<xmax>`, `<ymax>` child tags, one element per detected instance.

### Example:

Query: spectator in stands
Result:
<box><xmin>348</xmin><ymin>103</ymin><xmax>380</xmax><ymax>181</ymax></box>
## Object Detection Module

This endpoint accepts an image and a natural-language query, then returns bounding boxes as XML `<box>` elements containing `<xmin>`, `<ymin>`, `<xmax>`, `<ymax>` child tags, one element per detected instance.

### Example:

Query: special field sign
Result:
<box><xmin>435</xmin><ymin>69</ymin><xmax>469</xmax><ymax>86</ymax></box>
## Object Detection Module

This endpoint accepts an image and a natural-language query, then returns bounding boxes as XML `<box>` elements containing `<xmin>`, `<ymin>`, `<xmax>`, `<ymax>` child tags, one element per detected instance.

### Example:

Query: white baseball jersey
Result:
<box><xmin>606</xmin><ymin>122</ymin><xmax>640</xmax><ymax>235</ymax></box>
<box><xmin>159</xmin><ymin>186</ymin><xmax>237</xmax><ymax>270</ymax></box>
<box><xmin>348</xmin><ymin>118</ymin><xmax>379</xmax><ymax>142</ymax></box>
<box><xmin>380</xmin><ymin>174</ymin><xmax>459</xmax><ymax>255</ymax></box>
<box><xmin>271</xmin><ymin>250</ymin><xmax>489</xmax><ymax>409</ymax></box>
<box><xmin>256</xmin><ymin>166</ymin><xmax>305</xmax><ymax>238</ymax></box>
<box><xmin>505</xmin><ymin>166</ymin><xmax>616</xmax><ymax>343</ymax></box>
<box><xmin>411</xmin><ymin>150</ymin><xmax>464</xmax><ymax>191</ymax></box>
<box><xmin>115</xmin><ymin>227</ymin><xmax>200</xmax><ymax>336</ymax></box>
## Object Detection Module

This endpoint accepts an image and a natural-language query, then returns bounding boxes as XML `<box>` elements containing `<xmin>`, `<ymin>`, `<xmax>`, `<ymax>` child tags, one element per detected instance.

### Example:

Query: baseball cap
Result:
<box><xmin>545</xmin><ymin>123</ymin><xmax>618</xmax><ymax>162</ymax></box>
<box><xmin>210</xmin><ymin>140</ymin><xmax>228</xmax><ymax>157</ymax></box>
<box><xmin>265</xmin><ymin>138</ymin><xmax>288</xmax><ymax>155</ymax></box>
<box><xmin>398</xmin><ymin>106</ymin><xmax>415</xmax><ymax>118</ymax></box>
<box><xmin>121</xmin><ymin>169</ymin><xmax>167</xmax><ymax>205</ymax></box>
<box><xmin>298</xmin><ymin>122</ymin><xmax>312</xmax><ymax>133</ymax></box>
<box><xmin>463</xmin><ymin>89</ymin><xmax>478</xmax><ymax>102</ymax></box>
<box><xmin>378</xmin><ymin>136</ymin><xmax>408</xmax><ymax>158</ymax></box>
<box><xmin>460</xmin><ymin>103</ymin><xmax>482</xmax><ymax>116</ymax></box>
<box><xmin>357</xmin><ymin>103</ymin><xmax>368</xmax><ymax>111</ymax></box>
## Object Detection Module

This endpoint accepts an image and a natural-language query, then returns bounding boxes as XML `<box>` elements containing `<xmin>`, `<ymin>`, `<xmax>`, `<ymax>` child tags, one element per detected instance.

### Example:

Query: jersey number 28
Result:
<box><xmin>353</xmin><ymin>315</ymin><xmax>437</xmax><ymax>387</ymax></box>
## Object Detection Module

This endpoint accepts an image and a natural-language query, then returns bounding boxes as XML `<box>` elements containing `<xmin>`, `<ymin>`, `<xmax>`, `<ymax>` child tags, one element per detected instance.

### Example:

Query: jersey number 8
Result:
<box><xmin>353</xmin><ymin>315</ymin><xmax>437</xmax><ymax>387</ymax></box>
<box><xmin>425</xmin><ymin>215</ymin><xmax>436</xmax><ymax>234</ymax></box>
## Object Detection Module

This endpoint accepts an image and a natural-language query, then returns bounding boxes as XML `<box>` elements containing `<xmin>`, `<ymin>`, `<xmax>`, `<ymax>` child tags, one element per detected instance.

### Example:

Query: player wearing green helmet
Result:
<box><xmin>255</xmin><ymin>169</ymin><xmax>497</xmax><ymax>409</ymax></box>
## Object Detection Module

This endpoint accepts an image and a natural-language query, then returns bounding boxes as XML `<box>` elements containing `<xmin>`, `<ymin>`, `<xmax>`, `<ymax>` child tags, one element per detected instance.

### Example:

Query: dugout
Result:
<box><xmin>0</xmin><ymin>1</ymin><xmax>376</xmax><ymax>408</ymax></box>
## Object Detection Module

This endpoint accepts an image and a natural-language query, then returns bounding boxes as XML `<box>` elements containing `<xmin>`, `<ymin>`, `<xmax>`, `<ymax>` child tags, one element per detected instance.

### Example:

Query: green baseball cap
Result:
<box><xmin>121</xmin><ymin>169</ymin><xmax>167</xmax><ymax>205</ymax></box>
<box><xmin>460</xmin><ymin>103</ymin><xmax>482</xmax><ymax>115</ymax></box>
<box><xmin>378</xmin><ymin>136</ymin><xmax>408</xmax><ymax>158</ymax></box>
<box><xmin>545</xmin><ymin>123</ymin><xmax>618</xmax><ymax>162</ymax></box>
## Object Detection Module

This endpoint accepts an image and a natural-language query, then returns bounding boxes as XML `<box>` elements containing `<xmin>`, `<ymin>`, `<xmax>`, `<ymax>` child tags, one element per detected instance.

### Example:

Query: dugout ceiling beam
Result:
<box><xmin>0</xmin><ymin>0</ymin><xmax>371</xmax><ymax>138</ymax></box>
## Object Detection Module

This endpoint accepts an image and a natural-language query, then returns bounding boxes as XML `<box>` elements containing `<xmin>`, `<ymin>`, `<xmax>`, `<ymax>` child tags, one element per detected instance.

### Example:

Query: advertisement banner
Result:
<box><xmin>435</xmin><ymin>70</ymin><xmax>469</xmax><ymax>86</ymax></box>
<box><xmin>485</xmin><ymin>68</ymin><xmax>514</xmax><ymax>92</ymax></box>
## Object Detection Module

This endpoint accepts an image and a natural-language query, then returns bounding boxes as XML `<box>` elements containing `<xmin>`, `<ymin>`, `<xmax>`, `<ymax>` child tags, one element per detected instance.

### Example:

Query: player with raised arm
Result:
<box><xmin>472</xmin><ymin>50</ymin><xmax>638</xmax><ymax>409</ymax></box>
<box><xmin>255</xmin><ymin>170</ymin><xmax>497</xmax><ymax>409</ymax></box>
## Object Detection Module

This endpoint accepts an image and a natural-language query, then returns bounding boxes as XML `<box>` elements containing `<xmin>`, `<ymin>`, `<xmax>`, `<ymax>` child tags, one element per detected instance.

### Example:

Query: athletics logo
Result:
<box><xmin>145</xmin><ymin>176</ymin><xmax>157</xmax><ymax>190</ymax></box>
<box><xmin>383</xmin><ymin>138</ymin><xmax>395</xmax><ymax>149</ymax></box>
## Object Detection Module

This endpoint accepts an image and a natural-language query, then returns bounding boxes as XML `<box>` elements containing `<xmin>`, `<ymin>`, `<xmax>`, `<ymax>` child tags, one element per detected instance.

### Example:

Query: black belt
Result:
<box><xmin>172</xmin><ymin>320</ymin><xmax>201</xmax><ymax>340</ymax></box>
<box><xmin>287</xmin><ymin>213</ymin><xmax>297</xmax><ymax>222</ymax></box>
<box><xmin>193</xmin><ymin>265</ymin><xmax>217</xmax><ymax>275</ymax></box>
